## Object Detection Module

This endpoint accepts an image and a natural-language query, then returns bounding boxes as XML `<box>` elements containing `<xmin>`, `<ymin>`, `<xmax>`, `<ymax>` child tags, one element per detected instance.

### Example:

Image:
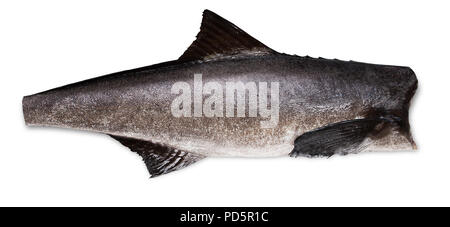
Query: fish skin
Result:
<box><xmin>22</xmin><ymin>10</ymin><xmax>418</xmax><ymax>176</ymax></box>
<box><xmin>23</xmin><ymin>54</ymin><xmax>417</xmax><ymax>157</ymax></box>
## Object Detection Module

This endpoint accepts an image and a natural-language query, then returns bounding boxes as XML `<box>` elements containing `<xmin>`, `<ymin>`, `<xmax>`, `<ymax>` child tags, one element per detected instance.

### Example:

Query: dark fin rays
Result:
<box><xmin>290</xmin><ymin>118</ymin><xmax>386</xmax><ymax>158</ymax></box>
<box><xmin>110</xmin><ymin>135</ymin><xmax>205</xmax><ymax>177</ymax></box>
<box><xmin>179</xmin><ymin>10</ymin><xmax>277</xmax><ymax>61</ymax></box>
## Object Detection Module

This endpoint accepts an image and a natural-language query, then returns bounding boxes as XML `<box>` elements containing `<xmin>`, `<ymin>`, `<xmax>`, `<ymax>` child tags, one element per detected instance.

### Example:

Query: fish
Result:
<box><xmin>22</xmin><ymin>10</ymin><xmax>418</xmax><ymax>178</ymax></box>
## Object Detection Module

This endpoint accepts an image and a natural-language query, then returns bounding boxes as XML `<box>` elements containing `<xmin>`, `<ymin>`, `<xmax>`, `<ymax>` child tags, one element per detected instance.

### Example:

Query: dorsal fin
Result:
<box><xmin>179</xmin><ymin>10</ymin><xmax>277</xmax><ymax>61</ymax></box>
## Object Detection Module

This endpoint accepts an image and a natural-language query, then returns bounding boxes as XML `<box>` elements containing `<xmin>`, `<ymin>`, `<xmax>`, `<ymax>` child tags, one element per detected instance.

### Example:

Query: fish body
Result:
<box><xmin>23</xmin><ymin>10</ymin><xmax>418</xmax><ymax>177</ymax></box>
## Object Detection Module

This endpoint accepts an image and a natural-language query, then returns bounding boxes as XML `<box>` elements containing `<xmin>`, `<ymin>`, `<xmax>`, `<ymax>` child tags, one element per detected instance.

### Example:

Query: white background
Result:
<box><xmin>1</xmin><ymin>0</ymin><xmax>449</xmax><ymax>207</ymax></box>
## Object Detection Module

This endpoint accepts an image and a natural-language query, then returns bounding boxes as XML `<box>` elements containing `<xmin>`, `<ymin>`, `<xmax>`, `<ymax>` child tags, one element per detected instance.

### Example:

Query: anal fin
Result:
<box><xmin>110</xmin><ymin>135</ymin><xmax>205</xmax><ymax>177</ymax></box>
<box><xmin>290</xmin><ymin>118</ymin><xmax>384</xmax><ymax>158</ymax></box>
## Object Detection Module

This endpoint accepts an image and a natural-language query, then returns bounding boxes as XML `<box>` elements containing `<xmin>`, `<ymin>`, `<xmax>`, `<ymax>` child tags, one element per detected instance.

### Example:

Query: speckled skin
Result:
<box><xmin>22</xmin><ymin>54</ymin><xmax>417</xmax><ymax>157</ymax></box>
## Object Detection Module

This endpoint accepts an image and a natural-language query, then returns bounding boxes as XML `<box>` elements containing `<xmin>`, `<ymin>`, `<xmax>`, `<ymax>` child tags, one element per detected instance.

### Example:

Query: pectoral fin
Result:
<box><xmin>110</xmin><ymin>135</ymin><xmax>205</xmax><ymax>177</ymax></box>
<box><xmin>290</xmin><ymin>118</ymin><xmax>385</xmax><ymax>158</ymax></box>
